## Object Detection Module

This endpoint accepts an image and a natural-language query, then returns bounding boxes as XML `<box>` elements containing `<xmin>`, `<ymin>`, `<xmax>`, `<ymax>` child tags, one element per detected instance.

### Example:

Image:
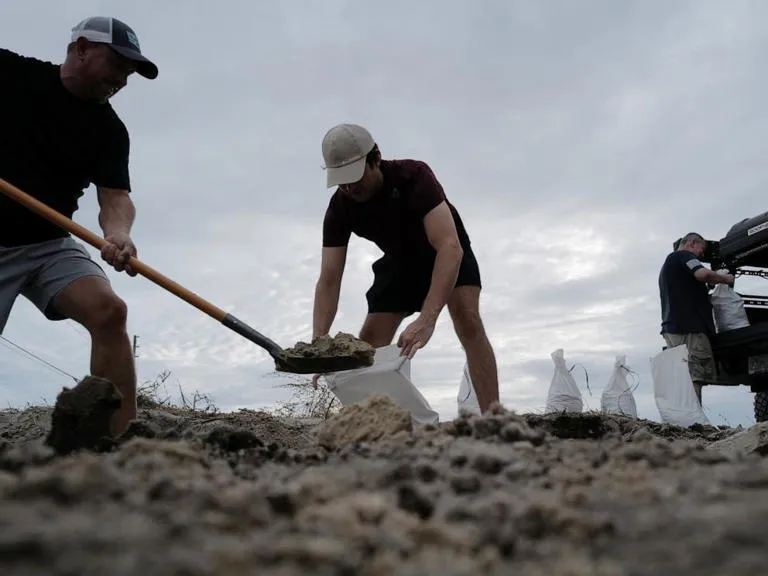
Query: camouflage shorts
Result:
<box><xmin>663</xmin><ymin>332</ymin><xmax>717</xmax><ymax>383</ymax></box>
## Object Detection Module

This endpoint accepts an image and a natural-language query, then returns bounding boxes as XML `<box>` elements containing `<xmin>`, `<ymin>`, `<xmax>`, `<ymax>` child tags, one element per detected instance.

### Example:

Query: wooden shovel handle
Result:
<box><xmin>0</xmin><ymin>176</ymin><xmax>227</xmax><ymax>323</ymax></box>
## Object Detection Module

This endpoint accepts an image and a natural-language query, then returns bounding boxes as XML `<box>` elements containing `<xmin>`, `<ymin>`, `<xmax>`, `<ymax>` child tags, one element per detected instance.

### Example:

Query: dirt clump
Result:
<box><xmin>44</xmin><ymin>375</ymin><xmax>122</xmax><ymax>455</ymax></box>
<box><xmin>277</xmin><ymin>331</ymin><xmax>375</xmax><ymax>373</ymax></box>
<box><xmin>1</xmin><ymin>396</ymin><xmax>768</xmax><ymax>574</ymax></box>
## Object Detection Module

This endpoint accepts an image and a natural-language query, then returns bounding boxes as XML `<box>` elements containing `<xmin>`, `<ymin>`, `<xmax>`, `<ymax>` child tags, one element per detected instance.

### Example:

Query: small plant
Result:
<box><xmin>273</xmin><ymin>375</ymin><xmax>342</xmax><ymax>420</ymax></box>
<box><xmin>136</xmin><ymin>369</ymin><xmax>172</xmax><ymax>408</ymax></box>
<box><xmin>136</xmin><ymin>369</ymin><xmax>218</xmax><ymax>414</ymax></box>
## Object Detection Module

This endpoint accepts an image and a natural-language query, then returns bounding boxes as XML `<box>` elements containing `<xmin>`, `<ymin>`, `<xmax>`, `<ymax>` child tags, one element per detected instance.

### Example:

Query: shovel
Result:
<box><xmin>0</xmin><ymin>176</ymin><xmax>374</xmax><ymax>375</ymax></box>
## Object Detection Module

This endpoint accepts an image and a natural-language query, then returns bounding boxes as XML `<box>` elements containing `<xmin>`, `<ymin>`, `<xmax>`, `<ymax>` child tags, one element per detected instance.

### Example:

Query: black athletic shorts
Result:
<box><xmin>365</xmin><ymin>244</ymin><xmax>482</xmax><ymax>315</ymax></box>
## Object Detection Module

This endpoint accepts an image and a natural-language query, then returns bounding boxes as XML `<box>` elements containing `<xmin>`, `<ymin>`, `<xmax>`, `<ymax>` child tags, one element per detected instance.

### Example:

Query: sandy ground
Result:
<box><xmin>2</xmin><ymin>378</ymin><xmax>768</xmax><ymax>575</ymax></box>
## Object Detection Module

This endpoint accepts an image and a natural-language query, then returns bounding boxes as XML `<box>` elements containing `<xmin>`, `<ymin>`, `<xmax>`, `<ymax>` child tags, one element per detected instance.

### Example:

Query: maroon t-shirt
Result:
<box><xmin>322</xmin><ymin>159</ymin><xmax>470</xmax><ymax>261</ymax></box>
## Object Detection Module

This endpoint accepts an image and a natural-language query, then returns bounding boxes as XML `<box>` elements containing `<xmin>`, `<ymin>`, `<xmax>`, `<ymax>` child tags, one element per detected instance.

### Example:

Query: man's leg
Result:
<box><xmin>23</xmin><ymin>239</ymin><xmax>136</xmax><ymax>436</ymax></box>
<box><xmin>687</xmin><ymin>333</ymin><xmax>717</xmax><ymax>405</ymax></box>
<box><xmin>447</xmin><ymin>285</ymin><xmax>499</xmax><ymax>413</ymax></box>
<box><xmin>359</xmin><ymin>312</ymin><xmax>408</xmax><ymax>347</ymax></box>
<box><xmin>361</xmin><ymin>254</ymin><xmax>410</xmax><ymax>347</ymax></box>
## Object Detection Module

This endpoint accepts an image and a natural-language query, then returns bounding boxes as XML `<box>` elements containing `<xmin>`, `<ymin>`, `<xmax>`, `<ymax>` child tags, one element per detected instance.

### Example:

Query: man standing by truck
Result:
<box><xmin>658</xmin><ymin>232</ymin><xmax>735</xmax><ymax>404</ymax></box>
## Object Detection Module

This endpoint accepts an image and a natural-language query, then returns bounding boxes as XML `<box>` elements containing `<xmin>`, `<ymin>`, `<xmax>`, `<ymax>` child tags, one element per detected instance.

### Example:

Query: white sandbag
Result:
<box><xmin>711</xmin><ymin>283</ymin><xmax>750</xmax><ymax>332</ymax></box>
<box><xmin>545</xmin><ymin>348</ymin><xmax>583</xmax><ymax>414</ymax></box>
<box><xmin>650</xmin><ymin>344</ymin><xmax>710</xmax><ymax>427</ymax></box>
<box><xmin>600</xmin><ymin>354</ymin><xmax>638</xmax><ymax>418</ymax></box>
<box><xmin>457</xmin><ymin>362</ymin><xmax>481</xmax><ymax>415</ymax></box>
<box><xmin>323</xmin><ymin>344</ymin><xmax>440</xmax><ymax>425</ymax></box>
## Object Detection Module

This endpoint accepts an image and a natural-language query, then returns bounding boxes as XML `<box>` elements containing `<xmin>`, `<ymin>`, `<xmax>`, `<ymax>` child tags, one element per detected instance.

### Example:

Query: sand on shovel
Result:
<box><xmin>44</xmin><ymin>375</ymin><xmax>123</xmax><ymax>455</ymax></box>
<box><xmin>277</xmin><ymin>331</ymin><xmax>375</xmax><ymax>374</ymax></box>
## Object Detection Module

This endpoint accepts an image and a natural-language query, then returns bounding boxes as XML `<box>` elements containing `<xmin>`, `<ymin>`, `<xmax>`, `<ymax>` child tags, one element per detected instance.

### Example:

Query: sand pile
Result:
<box><xmin>1</xmin><ymin>383</ymin><xmax>768</xmax><ymax>575</ymax></box>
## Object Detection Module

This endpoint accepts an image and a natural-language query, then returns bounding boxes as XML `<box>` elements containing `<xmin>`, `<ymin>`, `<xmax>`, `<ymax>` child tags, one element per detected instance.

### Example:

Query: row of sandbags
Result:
<box><xmin>320</xmin><ymin>344</ymin><xmax>641</xmax><ymax>424</ymax></box>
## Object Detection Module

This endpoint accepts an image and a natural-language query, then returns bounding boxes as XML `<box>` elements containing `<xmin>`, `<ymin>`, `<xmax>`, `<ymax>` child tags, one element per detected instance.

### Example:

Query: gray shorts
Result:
<box><xmin>0</xmin><ymin>237</ymin><xmax>109</xmax><ymax>334</ymax></box>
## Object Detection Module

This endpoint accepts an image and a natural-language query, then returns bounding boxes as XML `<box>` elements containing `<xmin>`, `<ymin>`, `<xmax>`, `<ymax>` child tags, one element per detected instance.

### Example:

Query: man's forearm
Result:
<box><xmin>420</xmin><ymin>243</ymin><xmax>463</xmax><ymax>322</ymax></box>
<box><xmin>99</xmin><ymin>193</ymin><xmax>136</xmax><ymax>236</ymax></box>
<box><xmin>702</xmin><ymin>269</ymin><xmax>734</xmax><ymax>285</ymax></box>
<box><xmin>313</xmin><ymin>280</ymin><xmax>340</xmax><ymax>338</ymax></box>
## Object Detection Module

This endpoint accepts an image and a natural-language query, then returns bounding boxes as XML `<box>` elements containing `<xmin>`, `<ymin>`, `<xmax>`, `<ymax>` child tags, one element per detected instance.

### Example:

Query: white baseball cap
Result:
<box><xmin>71</xmin><ymin>16</ymin><xmax>158</xmax><ymax>79</ymax></box>
<box><xmin>321</xmin><ymin>123</ymin><xmax>376</xmax><ymax>188</ymax></box>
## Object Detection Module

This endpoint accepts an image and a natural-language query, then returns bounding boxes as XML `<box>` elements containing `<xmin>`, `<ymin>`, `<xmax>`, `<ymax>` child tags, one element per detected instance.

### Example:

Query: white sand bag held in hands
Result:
<box><xmin>650</xmin><ymin>344</ymin><xmax>709</xmax><ymax>427</ymax></box>
<box><xmin>710</xmin><ymin>272</ymin><xmax>750</xmax><ymax>332</ymax></box>
<box><xmin>600</xmin><ymin>354</ymin><xmax>638</xmax><ymax>418</ymax></box>
<box><xmin>545</xmin><ymin>348</ymin><xmax>584</xmax><ymax>414</ymax></box>
<box><xmin>323</xmin><ymin>344</ymin><xmax>440</xmax><ymax>425</ymax></box>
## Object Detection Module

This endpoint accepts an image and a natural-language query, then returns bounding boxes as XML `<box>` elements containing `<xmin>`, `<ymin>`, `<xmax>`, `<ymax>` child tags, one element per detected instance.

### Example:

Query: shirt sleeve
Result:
<box><xmin>0</xmin><ymin>48</ymin><xmax>31</xmax><ymax>75</ymax></box>
<box><xmin>407</xmin><ymin>161</ymin><xmax>447</xmax><ymax>219</ymax></box>
<box><xmin>322</xmin><ymin>194</ymin><xmax>351</xmax><ymax>247</ymax></box>
<box><xmin>678</xmin><ymin>250</ymin><xmax>705</xmax><ymax>274</ymax></box>
<box><xmin>91</xmin><ymin>115</ymin><xmax>131</xmax><ymax>191</ymax></box>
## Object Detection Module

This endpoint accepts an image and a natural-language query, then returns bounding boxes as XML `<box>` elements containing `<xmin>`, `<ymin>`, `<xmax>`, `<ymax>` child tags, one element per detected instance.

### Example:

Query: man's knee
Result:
<box><xmin>77</xmin><ymin>291</ymin><xmax>128</xmax><ymax>336</ymax></box>
<box><xmin>53</xmin><ymin>277</ymin><xmax>128</xmax><ymax>335</ymax></box>
<box><xmin>449</xmin><ymin>286</ymin><xmax>486</xmax><ymax>341</ymax></box>
<box><xmin>93</xmin><ymin>293</ymin><xmax>128</xmax><ymax>334</ymax></box>
<box><xmin>452</xmin><ymin>307</ymin><xmax>485</xmax><ymax>341</ymax></box>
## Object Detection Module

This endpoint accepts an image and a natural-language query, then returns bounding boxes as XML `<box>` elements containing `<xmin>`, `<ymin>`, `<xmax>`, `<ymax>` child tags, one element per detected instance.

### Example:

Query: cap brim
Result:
<box><xmin>110</xmin><ymin>45</ymin><xmax>158</xmax><ymax>79</ymax></box>
<box><xmin>326</xmin><ymin>157</ymin><xmax>366</xmax><ymax>188</ymax></box>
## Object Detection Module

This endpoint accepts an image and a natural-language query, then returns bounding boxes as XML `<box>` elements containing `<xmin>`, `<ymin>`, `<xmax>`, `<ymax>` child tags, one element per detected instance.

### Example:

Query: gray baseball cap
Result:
<box><xmin>71</xmin><ymin>16</ymin><xmax>158</xmax><ymax>79</ymax></box>
<box><xmin>321</xmin><ymin>124</ymin><xmax>376</xmax><ymax>188</ymax></box>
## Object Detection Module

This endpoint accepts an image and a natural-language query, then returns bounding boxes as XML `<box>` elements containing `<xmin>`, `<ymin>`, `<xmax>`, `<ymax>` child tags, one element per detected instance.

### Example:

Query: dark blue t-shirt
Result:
<box><xmin>659</xmin><ymin>250</ymin><xmax>715</xmax><ymax>336</ymax></box>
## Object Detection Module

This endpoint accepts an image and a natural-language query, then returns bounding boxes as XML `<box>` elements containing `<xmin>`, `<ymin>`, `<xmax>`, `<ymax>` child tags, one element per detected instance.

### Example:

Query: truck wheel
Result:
<box><xmin>755</xmin><ymin>392</ymin><xmax>768</xmax><ymax>423</ymax></box>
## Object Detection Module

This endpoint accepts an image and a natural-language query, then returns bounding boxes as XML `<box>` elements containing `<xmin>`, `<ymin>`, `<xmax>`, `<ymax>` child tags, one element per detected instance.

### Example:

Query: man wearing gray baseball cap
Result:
<box><xmin>312</xmin><ymin>123</ymin><xmax>501</xmax><ymax>414</ymax></box>
<box><xmin>0</xmin><ymin>16</ymin><xmax>158</xmax><ymax>437</ymax></box>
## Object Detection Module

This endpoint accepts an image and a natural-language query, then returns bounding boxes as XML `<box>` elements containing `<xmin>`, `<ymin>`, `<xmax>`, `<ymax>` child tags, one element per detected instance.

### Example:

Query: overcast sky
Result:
<box><xmin>2</xmin><ymin>1</ymin><xmax>767</xmax><ymax>427</ymax></box>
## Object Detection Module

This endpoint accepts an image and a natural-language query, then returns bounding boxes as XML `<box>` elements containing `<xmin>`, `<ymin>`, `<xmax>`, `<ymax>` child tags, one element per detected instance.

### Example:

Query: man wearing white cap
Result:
<box><xmin>0</xmin><ymin>17</ymin><xmax>158</xmax><ymax>436</ymax></box>
<box><xmin>313</xmin><ymin>123</ymin><xmax>500</xmax><ymax>413</ymax></box>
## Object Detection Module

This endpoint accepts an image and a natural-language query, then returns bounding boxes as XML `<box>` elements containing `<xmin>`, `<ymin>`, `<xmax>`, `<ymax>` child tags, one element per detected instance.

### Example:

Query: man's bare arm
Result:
<box><xmin>694</xmin><ymin>267</ymin><xmax>734</xmax><ymax>285</ymax></box>
<box><xmin>97</xmin><ymin>187</ymin><xmax>135</xmax><ymax>236</ymax></box>
<box><xmin>420</xmin><ymin>201</ymin><xmax>463</xmax><ymax>322</ymax></box>
<box><xmin>313</xmin><ymin>246</ymin><xmax>348</xmax><ymax>338</ymax></box>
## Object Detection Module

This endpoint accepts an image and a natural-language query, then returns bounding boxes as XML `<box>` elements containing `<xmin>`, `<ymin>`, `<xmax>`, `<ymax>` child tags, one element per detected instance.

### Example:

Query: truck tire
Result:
<box><xmin>755</xmin><ymin>392</ymin><xmax>768</xmax><ymax>423</ymax></box>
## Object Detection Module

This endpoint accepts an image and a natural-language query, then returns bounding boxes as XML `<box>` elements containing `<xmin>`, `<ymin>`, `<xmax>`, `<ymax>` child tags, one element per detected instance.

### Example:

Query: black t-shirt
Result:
<box><xmin>659</xmin><ymin>249</ymin><xmax>715</xmax><ymax>336</ymax></box>
<box><xmin>322</xmin><ymin>159</ymin><xmax>471</xmax><ymax>262</ymax></box>
<box><xmin>0</xmin><ymin>48</ymin><xmax>131</xmax><ymax>247</ymax></box>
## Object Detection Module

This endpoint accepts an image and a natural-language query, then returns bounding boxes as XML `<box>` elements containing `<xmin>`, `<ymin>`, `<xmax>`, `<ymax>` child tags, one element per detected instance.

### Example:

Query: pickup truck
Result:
<box><xmin>685</xmin><ymin>211</ymin><xmax>768</xmax><ymax>422</ymax></box>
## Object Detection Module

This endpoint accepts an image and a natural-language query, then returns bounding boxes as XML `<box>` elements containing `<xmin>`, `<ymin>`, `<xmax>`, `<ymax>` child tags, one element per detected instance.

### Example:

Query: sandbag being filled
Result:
<box><xmin>545</xmin><ymin>348</ymin><xmax>583</xmax><ymax>414</ymax></box>
<box><xmin>322</xmin><ymin>344</ymin><xmax>440</xmax><ymax>425</ymax></box>
<box><xmin>600</xmin><ymin>354</ymin><xmax>638</xmax><ymax>418</ymax></box>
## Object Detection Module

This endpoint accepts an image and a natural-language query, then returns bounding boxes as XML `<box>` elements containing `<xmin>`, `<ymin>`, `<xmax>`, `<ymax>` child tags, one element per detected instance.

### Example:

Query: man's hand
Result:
<box><xmin>397</xmin><ymin>315</ymin><xmax>437</xmax><ymax>359</ymax></box>
<box><xmin>101</xmin><ymin>231</ymin><xmax>137</xmax><ymax>276</ymax></box>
